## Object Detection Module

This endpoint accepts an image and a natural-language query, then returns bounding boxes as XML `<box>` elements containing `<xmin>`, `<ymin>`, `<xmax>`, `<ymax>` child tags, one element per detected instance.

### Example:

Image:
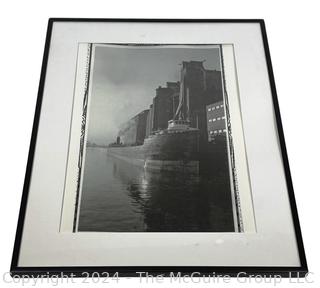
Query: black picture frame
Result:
<box><xmin>10</xmin><ymin>18</ymin><xmax>308</xmax><ymax>278</ymax></box>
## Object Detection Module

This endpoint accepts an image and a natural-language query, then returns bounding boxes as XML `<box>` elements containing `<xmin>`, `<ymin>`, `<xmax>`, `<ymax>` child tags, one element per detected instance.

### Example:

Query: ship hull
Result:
<box><xmin>107</xmin><ymin>130</ymin><xmax>199</xmax><ymax>173</ymax></box>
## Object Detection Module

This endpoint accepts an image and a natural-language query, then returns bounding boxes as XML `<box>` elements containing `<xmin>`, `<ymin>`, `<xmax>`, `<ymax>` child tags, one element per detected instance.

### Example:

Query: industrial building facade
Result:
<box><xmin>118</xmin><ymin>109</ymin><xmax>149</xmax><ymax>145</ymax></box>
<box><xmin>206</xmin><ymin>101</ymin><xmax>226</xmax><ymax>142</ymax></box>
<box><xmin>116</xmin><ymin>61</ymin><xmax>225</xmax><ymax>146</ymax></box>
<box><xmin>178</xmin><ymin>61</ymin><xmax>223</xmax><ymax>145</ymax></box>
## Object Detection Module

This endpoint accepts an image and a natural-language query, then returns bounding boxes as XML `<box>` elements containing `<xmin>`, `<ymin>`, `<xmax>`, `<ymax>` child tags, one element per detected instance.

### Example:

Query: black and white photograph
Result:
<box><xmin>9</xmin><ymin>19</ymin><xmax>309</xmax><ymax>277</ymax></box>
<box><xmin>61</xmin><ymin>44</ymin><xmax>251</xmax><ymax>233</ymax></box>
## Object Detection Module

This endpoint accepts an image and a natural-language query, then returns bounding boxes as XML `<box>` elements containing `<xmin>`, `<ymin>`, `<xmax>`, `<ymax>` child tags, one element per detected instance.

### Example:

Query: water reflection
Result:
<box><xmin>78</xmin><ymin>147</ymin><xmax>234</xmax><ymax>232</ymax></box>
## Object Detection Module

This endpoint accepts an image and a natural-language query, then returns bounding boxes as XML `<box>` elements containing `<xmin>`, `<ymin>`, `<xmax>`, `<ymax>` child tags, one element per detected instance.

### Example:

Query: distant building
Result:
<box><xmin>118</xmin><ymin>109</ymin><xmax>149</xmax><ymax>145</ymax></box>
<box><xmin>166</xmin><ymin>81</ymin><xmax>180</xmax><ymax>92</ymax></box>
<box><xmin>136</xmin><ymin>110</ymin><xmax>149</xmax><ymax>144</ymax></box>
<box><xmin>166</xmin><ymin>81</ymin><xmax>180</xmax><ymax>117</ymax></box>
<box><xmin>206</xmin><ymin>101</ymin><xmax>226</xmax><ymax>142</ymax></box>
<box><xmin>152</xmin><ymin>86</ymin><xmax>173</xmax><ymax>131</ymax></box>
<box><xmin>151</xmin><ymin>82</ymin><xmax>180</xmax><ymax>132</ymax></box>
<box><xmin>145</xmin><ymin>104</ymin><xmax>154</xmax><ymax>138</ymax></box>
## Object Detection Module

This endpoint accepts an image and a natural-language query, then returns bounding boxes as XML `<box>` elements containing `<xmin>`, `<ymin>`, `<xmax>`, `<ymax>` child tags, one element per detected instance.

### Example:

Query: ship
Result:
<box><xmin>107</xmin><ymin>119</ymin><xmax>200</xmax><ymax>172</ymax></box>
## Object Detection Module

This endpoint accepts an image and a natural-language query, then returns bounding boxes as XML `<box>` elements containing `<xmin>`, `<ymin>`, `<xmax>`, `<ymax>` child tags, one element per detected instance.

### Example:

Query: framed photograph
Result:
<box><xmin>11</xmin><ymin>18</ymin><xmax>307</xmax><ymax>277</ymax></box>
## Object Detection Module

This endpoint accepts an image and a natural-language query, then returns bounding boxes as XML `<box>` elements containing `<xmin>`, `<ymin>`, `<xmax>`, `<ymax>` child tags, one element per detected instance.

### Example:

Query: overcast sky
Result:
<box><xmin>87</xmin><ymin>45</ymin><xmax>221</xmax><ymax>145</ymax></box>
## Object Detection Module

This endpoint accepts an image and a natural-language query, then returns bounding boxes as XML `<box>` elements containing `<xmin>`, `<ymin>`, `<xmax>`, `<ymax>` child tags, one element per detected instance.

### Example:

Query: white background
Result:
<box><xmin>0</xmin><ymin>0</ymin><xmax>319</xmax><ymax>287</ymax></box>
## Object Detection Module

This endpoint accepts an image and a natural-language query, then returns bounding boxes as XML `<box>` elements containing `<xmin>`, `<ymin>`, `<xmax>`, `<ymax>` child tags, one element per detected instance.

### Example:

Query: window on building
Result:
<box><xmin>220</xmin><ymin>104</ymin><xmax>223</xmax><ymax>108</ymax></box>
<box><xmin>216</xmin><ymin>105</ymin><xmax>219</xmax><ymax>109</ymax></box>
<box><xmin>208</xmin><ymin>108</ymin><xmax>211</xmax><ymax>112</ymax></box>
<box><xmin>213</xmin><ymin>118</ymin><xmax>216</xmax><ymax>122</ymax></box>
<box><xmin>209</xmin><ymin>119</ymin><xmax>212</xmax><ymax>122</ymax></box>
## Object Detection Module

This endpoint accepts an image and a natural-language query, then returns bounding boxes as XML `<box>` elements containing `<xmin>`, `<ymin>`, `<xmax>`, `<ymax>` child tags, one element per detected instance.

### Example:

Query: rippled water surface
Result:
<box><xmin>78</xmin><ymin>147</ymin><xmax>234</xmax><ymax>232</ymax></box>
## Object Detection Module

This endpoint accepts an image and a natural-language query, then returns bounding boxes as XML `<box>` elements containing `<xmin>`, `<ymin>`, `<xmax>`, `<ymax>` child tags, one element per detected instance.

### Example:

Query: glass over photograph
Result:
<box><xmin>61</xmin><ymin>44</ymin><xmax>254</xmax><ymax>233</ymax></box>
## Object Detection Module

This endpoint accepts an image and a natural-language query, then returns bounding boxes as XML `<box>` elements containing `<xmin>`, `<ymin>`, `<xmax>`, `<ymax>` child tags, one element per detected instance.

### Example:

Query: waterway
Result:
<box><xmin>77</xmin><ymin>147</ymin><xmax>234</xmax><ymax>232</ymax></box>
